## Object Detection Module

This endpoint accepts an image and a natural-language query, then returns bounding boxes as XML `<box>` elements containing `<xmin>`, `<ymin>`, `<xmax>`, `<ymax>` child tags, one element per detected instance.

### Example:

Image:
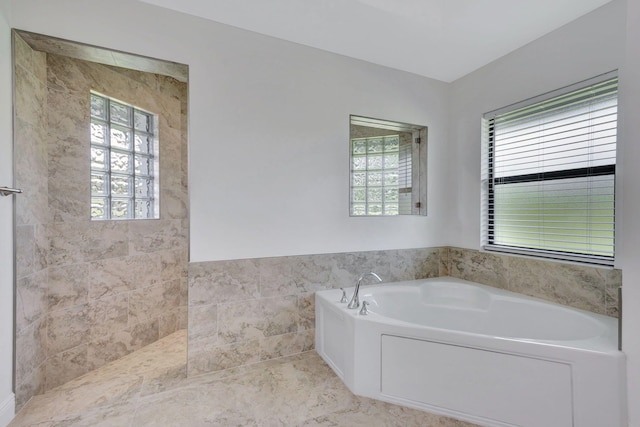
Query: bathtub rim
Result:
<box><xmin>316</xmin><ymin>276</ymin><xmax>621</xmax><ymax>356</ymax></box>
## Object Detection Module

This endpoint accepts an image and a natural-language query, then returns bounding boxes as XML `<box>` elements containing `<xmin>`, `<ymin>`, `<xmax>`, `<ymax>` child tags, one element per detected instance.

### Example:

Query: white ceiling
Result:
<box><xmin>137</xmin><ymin>0</ymin><xmax>612</xmax><ymax>82</ymax></box>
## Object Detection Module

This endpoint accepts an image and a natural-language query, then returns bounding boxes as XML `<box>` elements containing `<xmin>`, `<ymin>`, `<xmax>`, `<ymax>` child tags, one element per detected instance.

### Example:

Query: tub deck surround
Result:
<box><xmin>315</xmin><ymin>278</ymin><xmax>626</xmax><ymax>427</ymax></box>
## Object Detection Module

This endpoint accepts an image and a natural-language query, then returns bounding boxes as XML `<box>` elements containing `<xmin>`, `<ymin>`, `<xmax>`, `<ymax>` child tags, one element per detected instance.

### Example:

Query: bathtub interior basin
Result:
<box><xmin>361</xmin><ymin>280</ymin><xmax>607</xmax><ymax>341</ymax></box>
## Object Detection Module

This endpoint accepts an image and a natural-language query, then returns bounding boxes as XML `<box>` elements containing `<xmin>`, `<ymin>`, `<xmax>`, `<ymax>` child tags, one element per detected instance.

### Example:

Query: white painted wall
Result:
<box><xmin>448</xmin><ymin>0</ymin><xmax>626</xmax><ymax>250</ymax></box>
<box><xmin>0</xmin><ymin>1</ymin><xmax>15</xmax><ymax>425</ymax></box>
<box><xmin>7</xmin><ymin>0</ymin><xmax>450</xmax><ymax>263</ymax></box>
<box><xmin>619</xmin><ymin>0</ymin><xmax>640</xmax><ymax>424</ymax></box>
<box><xmin>449</xmin><ymin>1</ymin><xmax>636</xmax><ymax>425</ymax></box>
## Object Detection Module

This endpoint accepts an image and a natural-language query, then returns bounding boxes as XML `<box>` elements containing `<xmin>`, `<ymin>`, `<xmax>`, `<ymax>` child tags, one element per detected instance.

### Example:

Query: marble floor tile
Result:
<box><xmin>10</xmin><ymin>329</ymin><xmax>478</xmax><ymax>427</ymax></box>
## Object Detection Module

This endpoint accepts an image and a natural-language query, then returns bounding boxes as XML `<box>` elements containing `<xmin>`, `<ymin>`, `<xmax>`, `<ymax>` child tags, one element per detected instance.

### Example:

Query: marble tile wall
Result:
<box><xmin>14</xmin><ymin>33</ymin><xmax>49</xmax><ymax>411</ymax></box>
<box><xmin>187</xmin><ymin>246</ymin><xmax>621</xmax><ymax>376</ymax></box>
<box><xmin>187</xmin><ymin>247</ymin><xmax>447</xmax><ymax>376</ymax></box>
<box><xmin>14</xmin><ymin>37</ymin><xmax>188</xmax><ymax>409</ymax></box>
<box><xmin>447</xmin><ymin>247</ymin><xmax>622</xmax><ymax>317</ymax></box>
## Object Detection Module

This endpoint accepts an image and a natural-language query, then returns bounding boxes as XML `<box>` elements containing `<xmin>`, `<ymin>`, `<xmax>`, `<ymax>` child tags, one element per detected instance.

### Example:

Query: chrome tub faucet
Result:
<box><xmin>347</xmin><ymin>272</ymin><xmax>382</xmax><ymax>309</ymax></box>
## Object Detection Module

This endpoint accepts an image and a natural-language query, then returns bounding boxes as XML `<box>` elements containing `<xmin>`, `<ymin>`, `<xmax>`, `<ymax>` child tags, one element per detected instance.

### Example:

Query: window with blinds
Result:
<box><xmin>482</xmin><ymin>72</ymin><xmax>618</xmax><ymax>265</ymax></box>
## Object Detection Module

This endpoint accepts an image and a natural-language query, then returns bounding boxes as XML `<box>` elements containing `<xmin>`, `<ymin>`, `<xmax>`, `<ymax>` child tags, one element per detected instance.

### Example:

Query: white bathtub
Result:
<box><xmin>315</xmin><ymin>277</ymin><xmax>626</xmax><ymax>427</ymax></box>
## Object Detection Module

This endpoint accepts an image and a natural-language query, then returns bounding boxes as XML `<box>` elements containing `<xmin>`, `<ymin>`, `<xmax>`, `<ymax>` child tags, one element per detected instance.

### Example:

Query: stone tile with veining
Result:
<box><xmin>260</xmin><ymin>254</ymin><xmax>336</xmax><ymax>297</ymax></box>
<box><xmin>387</xmin><ymin>247</ymin><xmax>443</xmax><ymax>282</ymax></box>
<box><xmin>16</xmin><ymin>225</ymin><xmax>36</xmax><ymax>279</ymax></box>
<box><xmin>188</xmin><ymin>259</ymin><xmax>260</xmax><ymax>306</ymax></box>
<box><xmin>15</xmin><ymin>269</ymin><xmax>48</xmax><ymax>333</ymax></box>
<box><xmin>604</xmin><ymin>268</ymin><xmax>622</xmax><ymax>317</ymax></box>
<box><xmin>47</xmin><ymin>264</ymin><xmax>88</xmax><ymax>312</ymax></box>
<box><xmin>187</xmin><ymin>303</ymin><xmax>217</xmax><ymax>343</ymax></box>
<box><xmin>46</xmin><ymin>222</ymin><xmax>128</xmax><ymax>267</ymax></box>
<box><xmin>128</xmin><ymin>219</ymin><xmax>186</xmax><ymax>255</ymax></box>
<box><xmin>15</xmin><ymin>318</ymin><xmax>46</xmax><ymax>387</ymax></box>
<box><xmin>448</xmin><ymin>247</ymin><xmax>509</xmax><ymax>289</ymax></box>
<box><xmin>10</xmin><ymin>330</ymin><xmax>479</xmax><ymax>427</ymax></box>
<box><xmin>129</xmin><ymin>281</ymin><xmax>178</xmax><ymax>326</ymax></box>
<box><xmin>44</xmin><ymin>344</ymin><xmax>88</xmax><ymax>391</ymax></box>
<box><xmin>47</xmin><ymin>304</ymin><xmax>90</xmax><ymax>355</ymax></box>
<box><xmin>88</xmin><ymin>254</ymin><xmax>160</xmax><ymax>300</ymax></box>
<box><xmin>217</xmin><ymin>295</ymin><xmax>298</xmax><ymax>344</ymax></box>
<box><xmin>87</xmin><ymin>320</ymin><xmax>159</xmax><ymax>371</ymax></box>
<box><xmin>507</xmin><ymin>257</ymin><xmax>607</xmax><ymax>314</ymax></box>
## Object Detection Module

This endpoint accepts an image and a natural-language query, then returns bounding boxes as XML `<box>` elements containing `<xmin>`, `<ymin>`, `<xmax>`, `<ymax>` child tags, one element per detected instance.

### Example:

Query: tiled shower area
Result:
<box><xmin>13</xmin><ymin>31</ymin><xmax>189</xmax><ymax>409</ymax></box>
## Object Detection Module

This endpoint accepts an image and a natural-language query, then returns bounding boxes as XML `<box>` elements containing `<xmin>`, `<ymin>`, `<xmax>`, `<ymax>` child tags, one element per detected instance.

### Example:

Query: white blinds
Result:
<box><xmin>484</xmin><ymin>73</ymin><xmax>618</xmax><ymax>264</ymax></box>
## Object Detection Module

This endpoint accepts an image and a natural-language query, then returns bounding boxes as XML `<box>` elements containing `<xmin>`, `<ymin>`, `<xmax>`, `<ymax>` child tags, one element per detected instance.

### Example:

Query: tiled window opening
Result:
<box><xmin>351</xmin><ymin>135</ymin><xmax>400</xmax><ymax>215</ymax></box>
<box><xmin>90</xmin><ymin>92</ymin><xmax>158</xmax><ymax>220</ymax></box>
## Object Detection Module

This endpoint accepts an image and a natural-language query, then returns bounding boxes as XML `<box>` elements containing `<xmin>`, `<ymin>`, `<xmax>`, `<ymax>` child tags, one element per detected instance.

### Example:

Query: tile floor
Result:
<box><xmin>9</xmin><ymin>330</ymin><xmax>478</xmax><ymax>426</ymax></box>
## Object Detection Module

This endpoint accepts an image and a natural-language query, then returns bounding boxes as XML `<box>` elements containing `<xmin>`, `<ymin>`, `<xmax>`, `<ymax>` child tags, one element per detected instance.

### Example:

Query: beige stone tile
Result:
<box><xmin>15</xmin><ymin>317</ymin><xmax>46</xmax><ymax>387</ymax></box>
<box><xmin>448</xmin><ymin>247</ymin><xmax>509</xmax><ymax>289</ymax></box>
<box><xmin>159</xmin><ymin>249</ymin><xmax>187</xmax><ymax>283</ymax></box>
<box><xmin>46</xmin><ymin>221</ymin><xmax>128</xmax><ymax>266</ymax></box>
<box><xmin>48</xmin><ymin>264</ymin><xmax>88</xmax><ymax>312</ymax></box>
<box><xmin>187</xmin><ymin>339</ymin><xmax>260</xmax><ymax>375</ymax></box>
<box><xmin>128</xmin><ymin>219</ymin><xmax>186</xmax><ymax>255</ymax></box>
<box><xmin>188</xmin><ymin>259</ymin><xmax>260</xmax><ymax>306</ymax></box>
<box><xmin>46</xmin><ymin>304</ymin><xmax>90</xmax><ymax>355</ymax></box>
<box><xmin>16</xmin><ymin>225</ymin><xmax>35</xmax><ymax>279</ymax></box>
<box><xmin>14</xmin><ymin>56</ymin><xmax>46</xmax><ymax>128</ymax></box>
<box><xmin>439</xmin><ymin>246</ymin><xmax>450</xmax><ymax>276</ymax></box>
<box><xmin>87</xmin><ymin>320</ymin><xmax>159</xmax><ymax>371</ymax></box>
<box><xmin>507</xmin><ymin>256</ymin><xmax>607</xmax><ymax>314</ymax></box>
<box><xmin>187</xmin><ymin>303</ymin><xmax>217</xmax><ymax>343</ymax></box>
<box><xmin>12</xmin><ymin>372</ymin><xmax>143</xmax><ymax>427</ymax></box>
<box><xmin>388</xmin><ymin>247</ymin><xmax>443</xmax><ymax>282</ymax></box>
<box><xmin>158</xmin><ymin>308</ymin><xmax>182</xmax><ymax>338</ymax></box>
<box><xmin>88</xmin><ymin>253</ymin><xmax>160</xmax><ymax>300</ymax></box>
<box><xmin>44</xmin><ymin>344</ymin><xmax>88</xmax><ymax>391</ymax></box>
<box><xmin>259</xmin><ymin>332</ymin><xmax>307</xmax><ymax>361</ymax></box>
<box><xmin>15</xmin><ymin>269</ymin><xmax>48</xmax><ymax>333</ymax></box>
<box><xmin>217</xmin><ymin>295</ymin><xmax>298</xmax><ymax>344</ymax></box>
<box><xmin>47</xmin><ymin>87</ymin><xmax>90</xmax><ymax>223</ymax></box>
<box><xmin>298</xmin><ymin>292</ymin><xmax>315</xmax><ymax>331</ymax></box>
<box><xmin>11</xmin><ymin>331</ymin><xmax>479</xmax><ymax>427</ymax></box>
<box><xmin>89</xmin><ymin>293</ymin><xmax>129</xmax><ymax>339</ymax></box>
<box><xmin>46</xmin><ymin>402</ymin><xmax>137</xmax><ymax>427</ymax></box>
<box><xmin>259</xmin><ymin>255</ymin><xmax>313</xmax><ymax>297</ymax></box>
<box><xmin>14</xmin><ymin>117</ymin><xmax>48</xmax><ymax>227</ymax></box>
<box><xmin>605</xmin><ymin>268</ymin><xmax>622</xmax><ymax>317</ymax></box>
<box><xmin>129</xmin><ymin>280</ymin><xmax>180</xmax><ymax>326</ymax></box>
<box><xmin>14</xmin><ymin>363</ymin><xmax>45</xmax><ymax>413</ymax></box>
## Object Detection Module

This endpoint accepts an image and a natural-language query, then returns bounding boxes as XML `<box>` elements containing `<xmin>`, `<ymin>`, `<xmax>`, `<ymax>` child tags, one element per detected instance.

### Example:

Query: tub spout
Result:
<box><xmin>347</xmin><ymin>272</ymin><xmax>382</xmax><ymax>309</ymax></box>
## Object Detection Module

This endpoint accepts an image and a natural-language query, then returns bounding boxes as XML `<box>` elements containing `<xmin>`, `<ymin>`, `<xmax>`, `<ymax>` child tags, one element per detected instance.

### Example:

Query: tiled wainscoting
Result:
<box><xmin>187</xmin><ymin>246</ymin><xmax>621</xmax><ymax>376</ymax></box>
<box><xmin>187</xmin><ymin>247</ymin><xmax>447</xmax><ymax>375</ymax></box>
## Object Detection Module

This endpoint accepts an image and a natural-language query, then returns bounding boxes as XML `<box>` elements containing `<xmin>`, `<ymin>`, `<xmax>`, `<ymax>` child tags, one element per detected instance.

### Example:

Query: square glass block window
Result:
<box><xmin>90</xmin><ymin>92</ymin><xmax>159</xmax><ymax>220</ymax></box>
<box><xmin>349</xmin><ymin>115</ymin><xmax>427</xmax><ymax>216</ymax></box>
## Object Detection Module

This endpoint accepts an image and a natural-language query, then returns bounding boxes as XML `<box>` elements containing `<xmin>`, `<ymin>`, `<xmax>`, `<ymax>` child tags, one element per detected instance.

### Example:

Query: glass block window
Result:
<box><xmin>90</xmin><ymin>93</ymin><xmax>158</xmax><ymax>220</ymax></box>
<box><xmin>351</xmin><ymin>135</ymin><xmax>400</xmax><ymax>215</ymax></box>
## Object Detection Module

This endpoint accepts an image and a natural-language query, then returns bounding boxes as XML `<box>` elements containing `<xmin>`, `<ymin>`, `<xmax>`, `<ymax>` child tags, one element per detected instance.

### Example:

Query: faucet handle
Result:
<box><xmin>339</xmin><ymin>288</ymin><xmax>348</xmax><ymax>303</ymax></box>
<box><xmin>359</xmin><ymin>301</ymin><xmax>370</xmax><ymax>315</ymax></box>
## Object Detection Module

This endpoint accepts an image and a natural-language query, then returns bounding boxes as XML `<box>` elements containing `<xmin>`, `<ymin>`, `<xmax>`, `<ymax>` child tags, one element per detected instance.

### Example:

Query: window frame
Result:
<box><xmin>349</xmin><ymin>115</ymin><xmax>428</xmax><ymax>217</ymax></box>
<box><xmin>482</xmin><ymin>71</ymin><xmax>618</xmax><ymax>266</ymax></box>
